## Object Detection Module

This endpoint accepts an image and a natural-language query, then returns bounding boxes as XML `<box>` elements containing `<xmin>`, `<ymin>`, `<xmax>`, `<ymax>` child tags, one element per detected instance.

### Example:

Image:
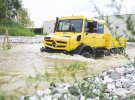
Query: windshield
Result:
<box><xmin>56</xmin><ymin>19</ymin><xmax>83</xmax><ymax>32</ymax></box>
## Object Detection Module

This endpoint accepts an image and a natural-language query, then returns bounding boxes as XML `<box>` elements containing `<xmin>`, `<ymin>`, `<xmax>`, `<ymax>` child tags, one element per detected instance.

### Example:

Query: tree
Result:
<box><xmin>0</xmin><ymin>0</ymin><xmax>6</xmax><ymax>19</ymax></box>
<box><xmin>0</xmin><ymin>0</ymin><xmax>33</xmax><ymax>27</ymax></box>
<box><xmin>0</xmin><ymin>0</ymin><xmax>22</xmax><ymax>20</ymax></box>
<box><xmin>17</xmin><ymin>8</ymin><xmax>32</xmax><ymax>27</ymax></box>
<box><xmin>0</xmin><ymin>0</ymin><xmax>33</xmax><ymax>50</ymax></box>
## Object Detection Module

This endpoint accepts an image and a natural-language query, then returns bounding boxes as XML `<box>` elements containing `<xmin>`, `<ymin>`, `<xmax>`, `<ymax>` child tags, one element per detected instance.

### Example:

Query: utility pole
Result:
<box><xmin>3</xmin><ymin>0</ymin><xmax>11</xmax><ymax>50</ymax></box>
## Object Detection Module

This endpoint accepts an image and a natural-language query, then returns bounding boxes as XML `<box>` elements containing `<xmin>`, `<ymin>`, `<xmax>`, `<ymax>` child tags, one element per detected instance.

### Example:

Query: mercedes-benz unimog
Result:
<box><xmin>41</xmin><ymin>16</ymin><xmax>126</xmax><ymax>58</ymax></box>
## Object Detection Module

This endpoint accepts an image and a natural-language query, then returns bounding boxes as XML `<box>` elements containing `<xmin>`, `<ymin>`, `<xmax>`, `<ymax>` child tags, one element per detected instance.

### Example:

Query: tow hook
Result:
<box><xmin>40</xmin><ymin>47</ymin><xmax>45</xmax><ymax>52</ymax></box>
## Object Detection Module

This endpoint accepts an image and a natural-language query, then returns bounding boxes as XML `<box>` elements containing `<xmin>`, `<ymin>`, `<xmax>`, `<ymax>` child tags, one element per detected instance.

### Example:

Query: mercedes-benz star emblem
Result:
<box><xmin>52</xmin><ymin>41</ymin><xmax>56</xmax><ymax>47</ymax></box>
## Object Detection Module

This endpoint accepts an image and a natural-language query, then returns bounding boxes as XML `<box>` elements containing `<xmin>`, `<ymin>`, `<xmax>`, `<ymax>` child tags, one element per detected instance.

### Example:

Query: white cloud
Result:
<box><xmin>22</xmin><ymin>0</ymin><xmax>135</xmax><ymax>27</ymax></box>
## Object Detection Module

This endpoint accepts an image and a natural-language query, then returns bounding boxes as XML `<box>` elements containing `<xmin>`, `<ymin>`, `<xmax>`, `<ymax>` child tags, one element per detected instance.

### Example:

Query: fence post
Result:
<box><xmin>3</xmin><ymin>29</ymin><xmax>11</xmax><ymax>50</ymax></box>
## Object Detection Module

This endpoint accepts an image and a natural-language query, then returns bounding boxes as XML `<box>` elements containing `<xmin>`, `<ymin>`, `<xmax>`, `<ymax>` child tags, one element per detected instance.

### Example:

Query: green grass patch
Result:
<box><xmin>0</xmin><ymin>20</ymin><xmax>35</xmax><ymax>36</ymax></box>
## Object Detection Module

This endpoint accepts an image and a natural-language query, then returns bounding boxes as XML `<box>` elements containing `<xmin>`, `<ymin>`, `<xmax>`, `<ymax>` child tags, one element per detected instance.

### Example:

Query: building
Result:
<box><xmin>102</xmin><ymin>14</ymin><xmax>135</xmax><ymax>37</ymax></box>
<box><xmin>43</xmin><ymin>20</ymin><xmax>56</xmax><ymax>34</ymax></box>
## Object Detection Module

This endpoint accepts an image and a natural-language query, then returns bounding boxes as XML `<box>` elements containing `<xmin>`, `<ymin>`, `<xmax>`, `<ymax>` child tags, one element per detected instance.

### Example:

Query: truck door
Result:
<box><xmin>83</xmin><ymin>20</ymin><xmax>96</xmax><ymax>47</ymax></box>
<box><xmin>96</xmin><ymin>23</ymin><xmax>105</xmax><ymax>47</ymax></box>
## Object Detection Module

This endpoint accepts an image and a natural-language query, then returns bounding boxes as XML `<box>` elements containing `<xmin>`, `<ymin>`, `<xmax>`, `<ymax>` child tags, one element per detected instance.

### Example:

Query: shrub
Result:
<box><xmin>0</xmin><ymin>20</ymin><xmax>35</xmax><ymax>36</ymax></box>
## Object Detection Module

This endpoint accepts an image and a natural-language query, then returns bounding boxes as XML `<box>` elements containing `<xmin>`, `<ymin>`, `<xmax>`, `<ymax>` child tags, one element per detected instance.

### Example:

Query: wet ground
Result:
<box><xmin>0</xmin><ymin>43</ymin><xmax>134</xmax><ymax>95</ymax></box>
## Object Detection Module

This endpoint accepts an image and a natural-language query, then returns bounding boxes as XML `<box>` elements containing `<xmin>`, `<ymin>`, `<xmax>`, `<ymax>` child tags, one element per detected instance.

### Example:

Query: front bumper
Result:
<box><xmin>40</xmin><ymin>46</ymin><xmax>73</xmax><ymax>55</ymax></box>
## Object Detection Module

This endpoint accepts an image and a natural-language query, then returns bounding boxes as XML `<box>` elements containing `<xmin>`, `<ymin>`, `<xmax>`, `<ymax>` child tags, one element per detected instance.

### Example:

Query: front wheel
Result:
<box><xmin>81</xmin><ymin>51</ymin><xmax>92</xmax><ymax>58</ymax></box>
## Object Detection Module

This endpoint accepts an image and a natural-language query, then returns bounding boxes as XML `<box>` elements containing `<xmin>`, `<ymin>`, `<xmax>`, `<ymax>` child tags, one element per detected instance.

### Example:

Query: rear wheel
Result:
<box><xmin>95</xmin><ymin>50</ymin><xmax>105</xmax><ymax>58</ymax></box>
<box><xmin>110</xmin><ymin>49</ymin><xmax>116</xmax><ymax>54</ymax></box>
<box><xmin>119</xmin><ymin>48</ymin><xmax>125</xmax><ymax>54</ymax></box>
<box><xmin>110</xmin><ymin>48</ymin><xmax>125</xmax><ymax>54</ymax></box>
<box><xmin>104</xmin><ymin>50</ymin><xmax>110</xmax><ymax>56</ymax></box>
<box><xmin>116</xmin><ymin>48</ymin><xmax>121</xmax><ymax>54</ymax></box>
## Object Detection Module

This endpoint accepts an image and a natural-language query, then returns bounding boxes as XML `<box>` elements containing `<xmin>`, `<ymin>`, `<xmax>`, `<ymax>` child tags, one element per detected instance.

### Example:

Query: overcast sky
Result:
<box><xmin>22</xmin><ymin>0</ymin><xmax>135</xmax><ymax>27</ymax></box>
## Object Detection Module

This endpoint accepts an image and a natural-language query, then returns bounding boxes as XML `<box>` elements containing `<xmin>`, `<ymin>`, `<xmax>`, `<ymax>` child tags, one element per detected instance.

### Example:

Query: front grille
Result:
<box><xmin>57</xmin><ymin>45</ymin><xmax>66</xmax><ymax>48</ymax></box>
<box><xmin>46</xmin><ymin>43</ymin><xmax>52</xmax><ymax>46</ymax></box>
<box><xmin>45</xmin><ymin>40</ymin><xmax>53</xmax><ymax>42</ymax></box>
<box><xmin>57</xmin><ymin>41</ymin><xmax>67</xmax><ymax>44</ymax></box>
<box><xmin>45</xmin><ymin>40</ymin><xmax>67</xmax><ymax>49</ymax></box>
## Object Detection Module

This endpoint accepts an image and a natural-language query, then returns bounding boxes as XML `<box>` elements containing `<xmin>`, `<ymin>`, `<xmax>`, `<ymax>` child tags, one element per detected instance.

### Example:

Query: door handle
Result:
<box><xmin>92</xmin><ymin>37</ymin><xmax>95</xmax><ymax>38</ymax></box>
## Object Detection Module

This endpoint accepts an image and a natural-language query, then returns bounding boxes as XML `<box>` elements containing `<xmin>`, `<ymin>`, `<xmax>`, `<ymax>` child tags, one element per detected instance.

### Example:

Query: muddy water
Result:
<box><xmin>0</xmin><ymin>43</ymin><xmax>80</xmax><ymax>92</ymax></box>
<box><xmin>0</xmin><ymin>43</ymin><xmax>133</xmax><ymax>93</ymax></box>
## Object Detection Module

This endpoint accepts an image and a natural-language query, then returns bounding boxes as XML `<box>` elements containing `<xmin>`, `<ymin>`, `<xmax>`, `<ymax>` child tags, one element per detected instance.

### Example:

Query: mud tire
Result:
<box><xmin>81</xmin><ymin>51</ymin><xmax>92</xmax><ymax>58</ymax></box>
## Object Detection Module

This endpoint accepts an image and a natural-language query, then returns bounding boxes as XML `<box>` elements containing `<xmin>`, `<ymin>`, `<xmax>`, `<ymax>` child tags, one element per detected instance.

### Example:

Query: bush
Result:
<box><xmin>0</xmin><ymin>20</ymin><xmax>35</xmax><ymax>36</ymax></box>
<box><xmin>127</xmin><ymin>37</ymin><xmax>135</xmax><ymax>42</ymax></box>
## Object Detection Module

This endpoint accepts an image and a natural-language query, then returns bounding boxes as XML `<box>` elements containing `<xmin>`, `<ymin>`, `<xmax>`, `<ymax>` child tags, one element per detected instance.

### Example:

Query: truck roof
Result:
<box><xmin>59</xmin><ymin>16</ymin><xmax>106</xmax><ymax>24</ymax></box>
<box><xmin>59</xmin><ymin>16</ymin><xmax>86</xmax><ymax>20</ymax></box>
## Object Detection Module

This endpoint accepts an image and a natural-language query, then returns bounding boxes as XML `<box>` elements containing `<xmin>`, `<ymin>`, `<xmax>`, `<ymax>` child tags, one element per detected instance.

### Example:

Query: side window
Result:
<box><xmin>98</xmin><ymin>24</ymin><xmax>104</xmax><ymax>34</ymax></box>
<box><xmin>93</xmin><ymin>21</ymin><xmax>97</xmax><ymax>33</ymax></box>
<box><xmin>85</xmin><ymin>21</ymin><xmax>95</xmax><ymax>33</ymax></box>
<box><xmin>58</xmin><ymin>20</ymin><xmax>69</xmax><ymax>31</ymax></box>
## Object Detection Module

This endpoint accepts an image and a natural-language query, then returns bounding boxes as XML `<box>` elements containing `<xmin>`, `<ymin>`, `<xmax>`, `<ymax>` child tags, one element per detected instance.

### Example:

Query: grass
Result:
<box><xmin>0</xmin><ymin>20</ymin><xmax>35</xmax><ymax>36</ymax></box>
<box><xmin>27</xmin><ymin>62</ymin><xmax>89</xmax><ymax>84</ymax></box>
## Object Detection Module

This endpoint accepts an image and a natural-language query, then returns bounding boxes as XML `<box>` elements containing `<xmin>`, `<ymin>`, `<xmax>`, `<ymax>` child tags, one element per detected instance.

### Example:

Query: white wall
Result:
<box><xmin>103</xmin><ymin>14</ymin><xmax>135</xmax><ymax>38</ymax></box>
<box><xmin>43</xmin><ymin>20</ymin><xmax>56</xmax><ymax>34</ymax></box>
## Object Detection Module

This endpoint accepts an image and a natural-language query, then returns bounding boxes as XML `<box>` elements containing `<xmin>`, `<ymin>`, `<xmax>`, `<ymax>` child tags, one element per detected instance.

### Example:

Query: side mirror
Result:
<box><xmin>53</xmin><ymin>17</ymin><xmax>59</xmax><ymax>33</ymax></box>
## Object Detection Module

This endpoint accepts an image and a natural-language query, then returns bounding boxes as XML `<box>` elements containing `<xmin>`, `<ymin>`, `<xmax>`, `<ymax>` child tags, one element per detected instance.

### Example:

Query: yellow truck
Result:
<box><xmin>41</xmin><ymin>16</ymin><xmax>126</xmax><ymax>58</ymax></box>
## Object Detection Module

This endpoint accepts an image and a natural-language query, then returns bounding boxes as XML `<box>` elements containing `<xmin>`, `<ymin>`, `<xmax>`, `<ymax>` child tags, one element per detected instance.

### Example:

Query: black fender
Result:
<box><xmin>73</xmin><ymin>44</ymin><xmax>94</xmax><ymax>55</ymax></box>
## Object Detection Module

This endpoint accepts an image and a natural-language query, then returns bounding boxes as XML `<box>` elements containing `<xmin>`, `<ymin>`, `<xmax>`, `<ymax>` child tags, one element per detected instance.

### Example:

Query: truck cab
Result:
<box><xmin>41</xmin><ymin>16</ymin><xmax>126</xmax><ymax>58</ymax></box>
